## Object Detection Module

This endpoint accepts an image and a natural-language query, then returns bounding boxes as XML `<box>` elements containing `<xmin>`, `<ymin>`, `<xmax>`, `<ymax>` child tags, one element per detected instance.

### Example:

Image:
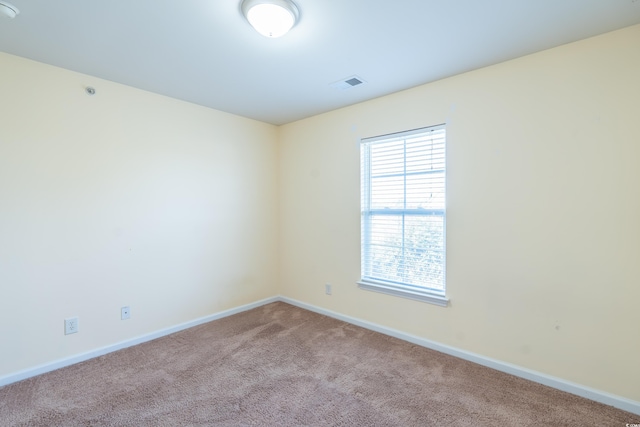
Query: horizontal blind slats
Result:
<box><xmin>361</xmin><ymin>125</ymin><xmax>446</xmax><ymax>294</ymax></box>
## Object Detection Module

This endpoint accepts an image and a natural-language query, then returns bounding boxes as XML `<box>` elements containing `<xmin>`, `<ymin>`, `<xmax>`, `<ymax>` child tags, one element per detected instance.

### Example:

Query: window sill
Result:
<box><xmin>357</xmin><ymin>280</ymin><xmax>449</xmax><ymax>307</ymax></box>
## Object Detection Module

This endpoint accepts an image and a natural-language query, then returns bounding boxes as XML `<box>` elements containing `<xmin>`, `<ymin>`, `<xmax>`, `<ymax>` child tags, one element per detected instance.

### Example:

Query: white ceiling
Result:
<box><xmin>1</xmin><ymin>0</ymin><xmax>640</xmax><ymax>125</ymax></box>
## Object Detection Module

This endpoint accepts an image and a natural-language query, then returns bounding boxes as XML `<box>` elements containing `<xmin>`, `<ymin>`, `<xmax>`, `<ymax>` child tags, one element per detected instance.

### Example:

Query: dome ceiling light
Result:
<box><xmin>0</xmin><ymin>1</ymin><xmax>19</xmax><ymax>18</ymax></box>
<box><xmin>241</xmin><ymin>0</ymin><xmax>299</xmax><ymax>38</ymax></box>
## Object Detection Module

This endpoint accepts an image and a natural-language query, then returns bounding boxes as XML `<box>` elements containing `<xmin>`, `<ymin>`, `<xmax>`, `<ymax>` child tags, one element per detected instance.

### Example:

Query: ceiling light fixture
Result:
<box><xmin>241</xmin><ymin>0</ymin><xmax>299</xmax><ymax>38</ymax></box>
<box><xmin>0</xmin><ymin>1</ymin><xmax>19</xmax><ymax>18</ymax></box>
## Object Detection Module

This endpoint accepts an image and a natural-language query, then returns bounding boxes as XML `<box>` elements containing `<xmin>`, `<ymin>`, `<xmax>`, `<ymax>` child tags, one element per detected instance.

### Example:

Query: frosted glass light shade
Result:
<box><xmin>241</xmin><ymin>0</ymin><xmax>299</xmax><ymax>38</ymax></box>
<box><xmin>0</xmin><ymin>1</ymin><xmax>19</xmax><ymax>19</ymax></box>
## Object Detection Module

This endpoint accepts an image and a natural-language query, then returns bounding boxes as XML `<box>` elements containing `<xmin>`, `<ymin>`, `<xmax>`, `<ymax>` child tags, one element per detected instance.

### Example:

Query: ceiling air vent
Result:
<box><xmin>330</xmin><ymin>75</ymin><xmax>366</xmax><ymax>90</ymax></box>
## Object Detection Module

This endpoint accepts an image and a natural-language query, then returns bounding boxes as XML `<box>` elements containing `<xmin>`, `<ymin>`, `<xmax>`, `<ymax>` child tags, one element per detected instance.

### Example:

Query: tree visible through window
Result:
<box><xmin>360</xmin><ymin>125</ymin><xmax>446</xmax><ymax>304</ymax></box>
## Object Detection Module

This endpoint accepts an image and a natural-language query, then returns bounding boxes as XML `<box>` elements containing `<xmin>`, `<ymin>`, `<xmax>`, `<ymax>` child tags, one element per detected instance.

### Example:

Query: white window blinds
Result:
<box><xmin>360</xmin><ymin>125</ymin><xmax>446</xmax><ymax>300</ymax></box>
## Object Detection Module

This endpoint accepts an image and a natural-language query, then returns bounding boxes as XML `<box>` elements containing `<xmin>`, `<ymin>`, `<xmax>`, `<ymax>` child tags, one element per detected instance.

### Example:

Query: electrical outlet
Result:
<box><xmin>325</xmin><ymin>283</ymin><xmax>332</xmax><ymax>295</ymax></box>
<box><xmin>121</xmin><ymin>306</ymin><xmax>130</xmax><ymax>320</ymax></box>
<box><xmin>64</xmin><ymin>317</ymin><xmax>78</xmax><ymax>335</ymax></box>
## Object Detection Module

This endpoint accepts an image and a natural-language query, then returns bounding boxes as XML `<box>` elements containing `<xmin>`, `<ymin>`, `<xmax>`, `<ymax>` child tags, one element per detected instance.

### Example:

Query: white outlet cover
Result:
<box><xmin>121</xmin><ymin>306</ymin><xmax>130</xmax><ymax>320</ymax></box>
<box><xmin>64</xmin><ymin>317</ymin><xmax>78</xmax><ymax>335</ymax></box>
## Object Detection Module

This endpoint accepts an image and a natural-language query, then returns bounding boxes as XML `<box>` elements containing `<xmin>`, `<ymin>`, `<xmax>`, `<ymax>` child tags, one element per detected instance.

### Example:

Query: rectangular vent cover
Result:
<box><xmin>330</xmin><ymin>75</ymin><xmax>367</xmax><ymax>90</ymax></box>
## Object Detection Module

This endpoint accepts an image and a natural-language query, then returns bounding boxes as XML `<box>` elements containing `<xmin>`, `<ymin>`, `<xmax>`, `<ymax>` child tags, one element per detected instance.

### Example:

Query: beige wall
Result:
<box><xmin>278</xmin><ymin>24</ymin><xmax>640</xmax><ymax>402</ymax></box>
<box><xmin>0</xmin><ymin>53</ymin><xmax>279</xmax><ymax>377</ymax></box>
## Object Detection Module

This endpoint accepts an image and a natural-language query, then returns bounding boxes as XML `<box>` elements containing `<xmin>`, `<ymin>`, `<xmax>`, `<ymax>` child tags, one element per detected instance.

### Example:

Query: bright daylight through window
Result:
<box><xmin>359</xmin><ymin>125</ymin><xmax>448</xmax><ymax>306</ymax></box>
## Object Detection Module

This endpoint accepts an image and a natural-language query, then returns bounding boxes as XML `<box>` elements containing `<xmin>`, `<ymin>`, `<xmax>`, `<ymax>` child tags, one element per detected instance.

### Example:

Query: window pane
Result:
<box><xmin>403</xmin><ymin>215</ymin><xmax>445</xmax><ymax>290</ymax></box>
<box><xmin>362</xmin><ymin>214</ymin><xmax>444</xmax><ymax>290</ymax></box>
<box><xmin>406</xmin><ymin>171</ymin><xmax>445</xmax><ymax>210</ymax></box>
<box><xmin>371</xmin><ymin>175</ymin><xmax>404</xmax><ymax>209</ymax></box>
<box><xmin>364</xmin><ymin>214</ymin><xmax>403</xmax><ymax>283</ymax></box>
<box><xmin>406</xmin><ymin>135</ymin><xmax>445</xmax><ymax>173</ymax></box>
<box><xmin>370</xmin><ymin>141</ymin><xmax>404</xmax><ymax>176</ymax></box>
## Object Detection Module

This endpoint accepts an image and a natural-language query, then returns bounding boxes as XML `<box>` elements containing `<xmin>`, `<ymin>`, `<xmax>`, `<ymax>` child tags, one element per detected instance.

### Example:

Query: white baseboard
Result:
<box><xmin>2</xmin><ymin>294</ymin><xmax>638</xmax><ymax>417</ymax></box>
<box><xmin>279</xmin><ymin>296</ymin><xmax>640</xmax><ymax>416</ymax></box>
<box><xmin>0</xmin><ymin>296</ymin><xmax>279</xmax><ymax>388</ymax></box>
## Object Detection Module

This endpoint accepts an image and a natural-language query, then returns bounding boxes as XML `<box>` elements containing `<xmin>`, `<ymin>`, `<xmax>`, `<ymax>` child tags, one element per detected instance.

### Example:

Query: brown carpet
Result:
<box><xmin>0</xmin><ymin>302</ymin><xmax>636</xmax><ymax>426</ymax></box>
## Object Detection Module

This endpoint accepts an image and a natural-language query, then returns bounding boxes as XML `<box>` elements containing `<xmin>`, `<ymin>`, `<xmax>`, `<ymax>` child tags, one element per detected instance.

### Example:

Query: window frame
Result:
<box><xmin>358</xmin><ymin>125</ymin><xmax>449</xmax><ymax>307</ymax></box>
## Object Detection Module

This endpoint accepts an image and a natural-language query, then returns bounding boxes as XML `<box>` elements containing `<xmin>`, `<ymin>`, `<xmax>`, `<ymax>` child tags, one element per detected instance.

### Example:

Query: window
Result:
<box><xmin>359</xmin><ymin>125</ymin><xmax>448</xmax><ymax>306</ymax></box>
